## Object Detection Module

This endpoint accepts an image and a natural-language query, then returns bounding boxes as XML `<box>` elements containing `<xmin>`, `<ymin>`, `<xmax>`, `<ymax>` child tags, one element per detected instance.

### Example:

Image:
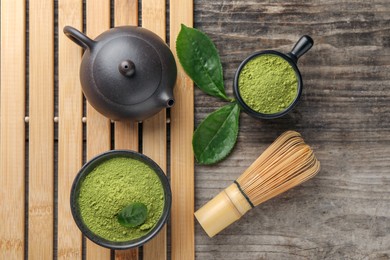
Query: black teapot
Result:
<box><xmin>64</xmin><ymin>26</ymin><xmax>177</xmax><ymax>121</ymax></box>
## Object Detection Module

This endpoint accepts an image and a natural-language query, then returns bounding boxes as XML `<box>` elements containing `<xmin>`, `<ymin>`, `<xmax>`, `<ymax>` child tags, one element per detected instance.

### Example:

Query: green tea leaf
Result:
<box><xmin>117</xmin><ymin>202</ymin><xmax>148</xmax><ymax>228</ymax></box>
<box><xmin>193</xmin><ymin>103</ymin><xmax>240</xmax><ymax>164</ymax></box>
<box><xmin>176</xmin><ymin>24</ymin><xmax>228</xmax><ymax>101</ymax></box>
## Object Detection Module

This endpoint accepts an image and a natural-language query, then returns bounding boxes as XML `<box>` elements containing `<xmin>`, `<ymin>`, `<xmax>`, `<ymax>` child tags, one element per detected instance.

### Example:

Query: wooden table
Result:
<box><xmin>1</xmin><ymin>0</ymin><xmax>390</xmax><ymax>259</ymax></box>
<box><xmin>194</xmin><ymin>1</ymin><xmax>390</xmax><ymax>259</ymax></box>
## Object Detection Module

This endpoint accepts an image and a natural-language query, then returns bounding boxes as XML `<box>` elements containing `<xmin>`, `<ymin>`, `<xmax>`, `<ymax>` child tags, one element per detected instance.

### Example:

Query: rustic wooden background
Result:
<box><xmin>194</xmin><ymin>0</ymin><xmax>390</xmax><ymax>259</ymax></box>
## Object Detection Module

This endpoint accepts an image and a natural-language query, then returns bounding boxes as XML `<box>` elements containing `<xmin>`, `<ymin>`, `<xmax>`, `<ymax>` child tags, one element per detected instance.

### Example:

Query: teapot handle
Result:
<box><xmin>63</xmin><ymin>26</ymin><xmax>95</xmax><ymax>50</ymax></box>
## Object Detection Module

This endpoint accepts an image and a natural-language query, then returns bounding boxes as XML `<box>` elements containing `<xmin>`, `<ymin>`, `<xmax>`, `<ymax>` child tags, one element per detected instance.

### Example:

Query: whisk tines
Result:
<box><xmin>237</xmin><ymin>131</ymin><xmax>320</xmax><ymax>206</ymax></box>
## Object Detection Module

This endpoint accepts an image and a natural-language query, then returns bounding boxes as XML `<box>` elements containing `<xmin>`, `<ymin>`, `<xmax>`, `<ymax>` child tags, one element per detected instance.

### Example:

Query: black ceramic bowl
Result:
<box><xmin>233</xmin><ymin>35</ymin><xmax>313</xmax><ymax>119</ymax></box>
<box><xmin>70</xmin><ymin>150</ymin><xmax>172</xmax><ymax>250</ymax></box>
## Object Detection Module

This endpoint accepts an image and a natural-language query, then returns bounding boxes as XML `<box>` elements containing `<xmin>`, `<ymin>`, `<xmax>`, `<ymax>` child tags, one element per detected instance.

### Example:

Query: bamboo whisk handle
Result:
<box><xmin>194</xmin><ymin>183</ymin><xmax>252</xmax><ymax>237</ymax></box>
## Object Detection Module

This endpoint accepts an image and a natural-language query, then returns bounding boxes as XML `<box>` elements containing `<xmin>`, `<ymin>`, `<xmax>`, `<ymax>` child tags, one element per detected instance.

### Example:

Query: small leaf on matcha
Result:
<box><xmin>117</xmin><ymin>202</ymin><xmax>148</xmax><ymax>228</ymax></box>
<box><xmin>176</xmin><ymin>24</ymin><xmax>229</xmax><ymax>101</ymax></box>
<box><xmin>193</xmin><ymin>103</ymin><xmax>240</xmax><ymax>164</ymax></box>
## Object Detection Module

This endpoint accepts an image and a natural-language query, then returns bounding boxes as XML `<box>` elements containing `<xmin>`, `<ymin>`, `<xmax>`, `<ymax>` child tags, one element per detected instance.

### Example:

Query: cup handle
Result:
<box><xmin>287</xmin><ymin>35</ymin><xmax>313</xmax><ymax>63</ymax></box>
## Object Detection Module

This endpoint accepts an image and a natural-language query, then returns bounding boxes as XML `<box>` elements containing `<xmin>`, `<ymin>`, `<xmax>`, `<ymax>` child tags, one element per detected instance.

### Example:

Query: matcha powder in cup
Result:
<box><xmin>238</xmin><ymin>54</ymin><xmax>298</xmax><ymax>114</ymax></box>
<box><xmin>77</xmin><ymin>156</ymin><xmax>165</xmax><ymax>242</ymax></box>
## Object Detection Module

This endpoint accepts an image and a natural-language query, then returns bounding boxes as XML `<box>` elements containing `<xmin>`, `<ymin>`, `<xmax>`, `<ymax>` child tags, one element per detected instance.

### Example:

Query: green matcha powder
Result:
<box><xmin>238</xmin><ymin>54</ymin><xmax>298</xmax><ymax>114</ymax></box>
<box><xmin>78</xmin><ymin>157</ymin><xmax>164</xmax><ymax>242</ymax></box>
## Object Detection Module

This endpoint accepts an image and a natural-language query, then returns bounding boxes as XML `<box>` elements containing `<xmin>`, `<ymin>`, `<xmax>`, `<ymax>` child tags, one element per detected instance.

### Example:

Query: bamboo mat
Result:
<box><xmin>0</xmin><ymin>0</ymin><xmax>194</xmax><ymax>259</ymax></box>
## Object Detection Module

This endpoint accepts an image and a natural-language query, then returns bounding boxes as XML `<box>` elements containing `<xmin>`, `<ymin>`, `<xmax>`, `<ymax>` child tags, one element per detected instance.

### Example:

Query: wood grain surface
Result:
<box><xmin>0</xmin><ymin>1</ymin><xmax>26</xmax><ymax>259</ymax></box>
<box><xmin>85</xmin><ymin>0</ymin><xmax>112</xmax><ymax>259</ymax></box>
<box><xmin>28</xmin><ymin>0</ymin><xmax>55</xmax><ymax>258</ymax></box>
<box><xmin>58</xmin><ymin>0</ymin><xmax>83</xmax><ymax>259</ymax></box>
<box><xmin>193</xmin><ymin>1</ymin><xmax>390</xmax><ymax>259</ymax></box>
<box><xmin>170</xmin><ymin>0</ymin><xmax>195</xmax><ymax>259</ymax></box>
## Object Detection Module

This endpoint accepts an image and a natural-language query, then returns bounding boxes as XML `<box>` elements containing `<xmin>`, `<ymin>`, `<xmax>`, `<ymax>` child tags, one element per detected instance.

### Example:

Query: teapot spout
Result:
<box><xmin>158</xmin><ymin>91</ymin><xmax>175</xmax><ymax>108</ymax></box>
<box><xmin>167</xmin><ymin>98</ymin><xmax>175</xmax><ymax>108</ymax></box>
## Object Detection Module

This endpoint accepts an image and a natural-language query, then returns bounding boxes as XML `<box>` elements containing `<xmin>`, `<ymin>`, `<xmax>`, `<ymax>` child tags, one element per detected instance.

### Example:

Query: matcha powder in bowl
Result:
<box><xmin>71</xmin><ymin>150</ymin><xmax>171</xmax><ymax>249</ymax></box>
<box><xmin>238</xmin><ymin>54</ymin><xmax>298</xmax><ymax>115</ymax></box>
<box><xmin>233</xmin><ymin>35</ymin><xmax>314</xmax><ymax>119</ymax></box>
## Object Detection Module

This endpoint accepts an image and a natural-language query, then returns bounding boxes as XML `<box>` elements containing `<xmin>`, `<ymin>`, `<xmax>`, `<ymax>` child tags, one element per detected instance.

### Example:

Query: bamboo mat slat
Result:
<box><xmin>85</xmin><ymin>0</ymin><xmax>112</xmax><ymax>259</ymax></box>
<box><xmin>141</xmin><ymin>0</ymin><xmax>168</xmax><ymax>259</ymax></box>
<box><xmin>169</xmin><ymin>0</ymin><xmax>195</xmax><ymax>259</ymax></box>
<box><xmin>114</xmin><ymin>0</ymin><xmax>138</xmax><ymax>27</ymax></box>
<box><xmin>113</xmin><ymin>0</ymin><xmax>139</xmax><ymax>259</ymax></box>
<box><xmin>28</xmin><ymin>0</ymin><xmax>55</xmax><ymax>258</ymax></box>
<box><xmin>57</xmin><ymin>0</ymin><xmax>83</xmax><ymax>259</ymax></box>
<box><xmin>114</xmin><ymin>121</ymin><xmax>139</xmax><ymax>151</ymax></box>
<box><xmin>0</xmin><ymin>0</ymin><xmax>26</xmax><ymax>259</ymax></box>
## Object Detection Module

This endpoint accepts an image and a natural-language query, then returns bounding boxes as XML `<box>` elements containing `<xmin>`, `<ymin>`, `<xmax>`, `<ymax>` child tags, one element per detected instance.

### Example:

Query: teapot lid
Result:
<box><xmin>87</xmin><ymin>27</ymin><xmax>168</xmax><ymax>106</ymax></box>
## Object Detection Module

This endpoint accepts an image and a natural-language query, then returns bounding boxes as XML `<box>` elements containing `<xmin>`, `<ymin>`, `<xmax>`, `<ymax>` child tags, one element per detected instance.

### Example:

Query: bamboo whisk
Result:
<box><xmin>194</xmin><ymin>131</ymin><xmax>320</xmax><ymax>237</ymax></box>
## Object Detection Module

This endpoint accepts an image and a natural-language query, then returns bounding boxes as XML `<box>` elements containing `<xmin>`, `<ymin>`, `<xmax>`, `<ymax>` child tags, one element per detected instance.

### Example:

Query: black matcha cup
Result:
<box><xmin>70</xmin><ymin>150</ymin><xmax>172</xmax><ymax>250</ymax></box>
<box><xmin>233</xmin><ymin>35</ymin><xmax>313</xmax><ymax>119</ymax></box>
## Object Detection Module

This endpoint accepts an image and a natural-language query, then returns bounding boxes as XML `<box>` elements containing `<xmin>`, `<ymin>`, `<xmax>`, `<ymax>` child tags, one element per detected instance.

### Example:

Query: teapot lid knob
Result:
<box><xmin>119</xmin><ymin>60</ymin><xmax>136</xmax><ymax>77</ymax></box>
